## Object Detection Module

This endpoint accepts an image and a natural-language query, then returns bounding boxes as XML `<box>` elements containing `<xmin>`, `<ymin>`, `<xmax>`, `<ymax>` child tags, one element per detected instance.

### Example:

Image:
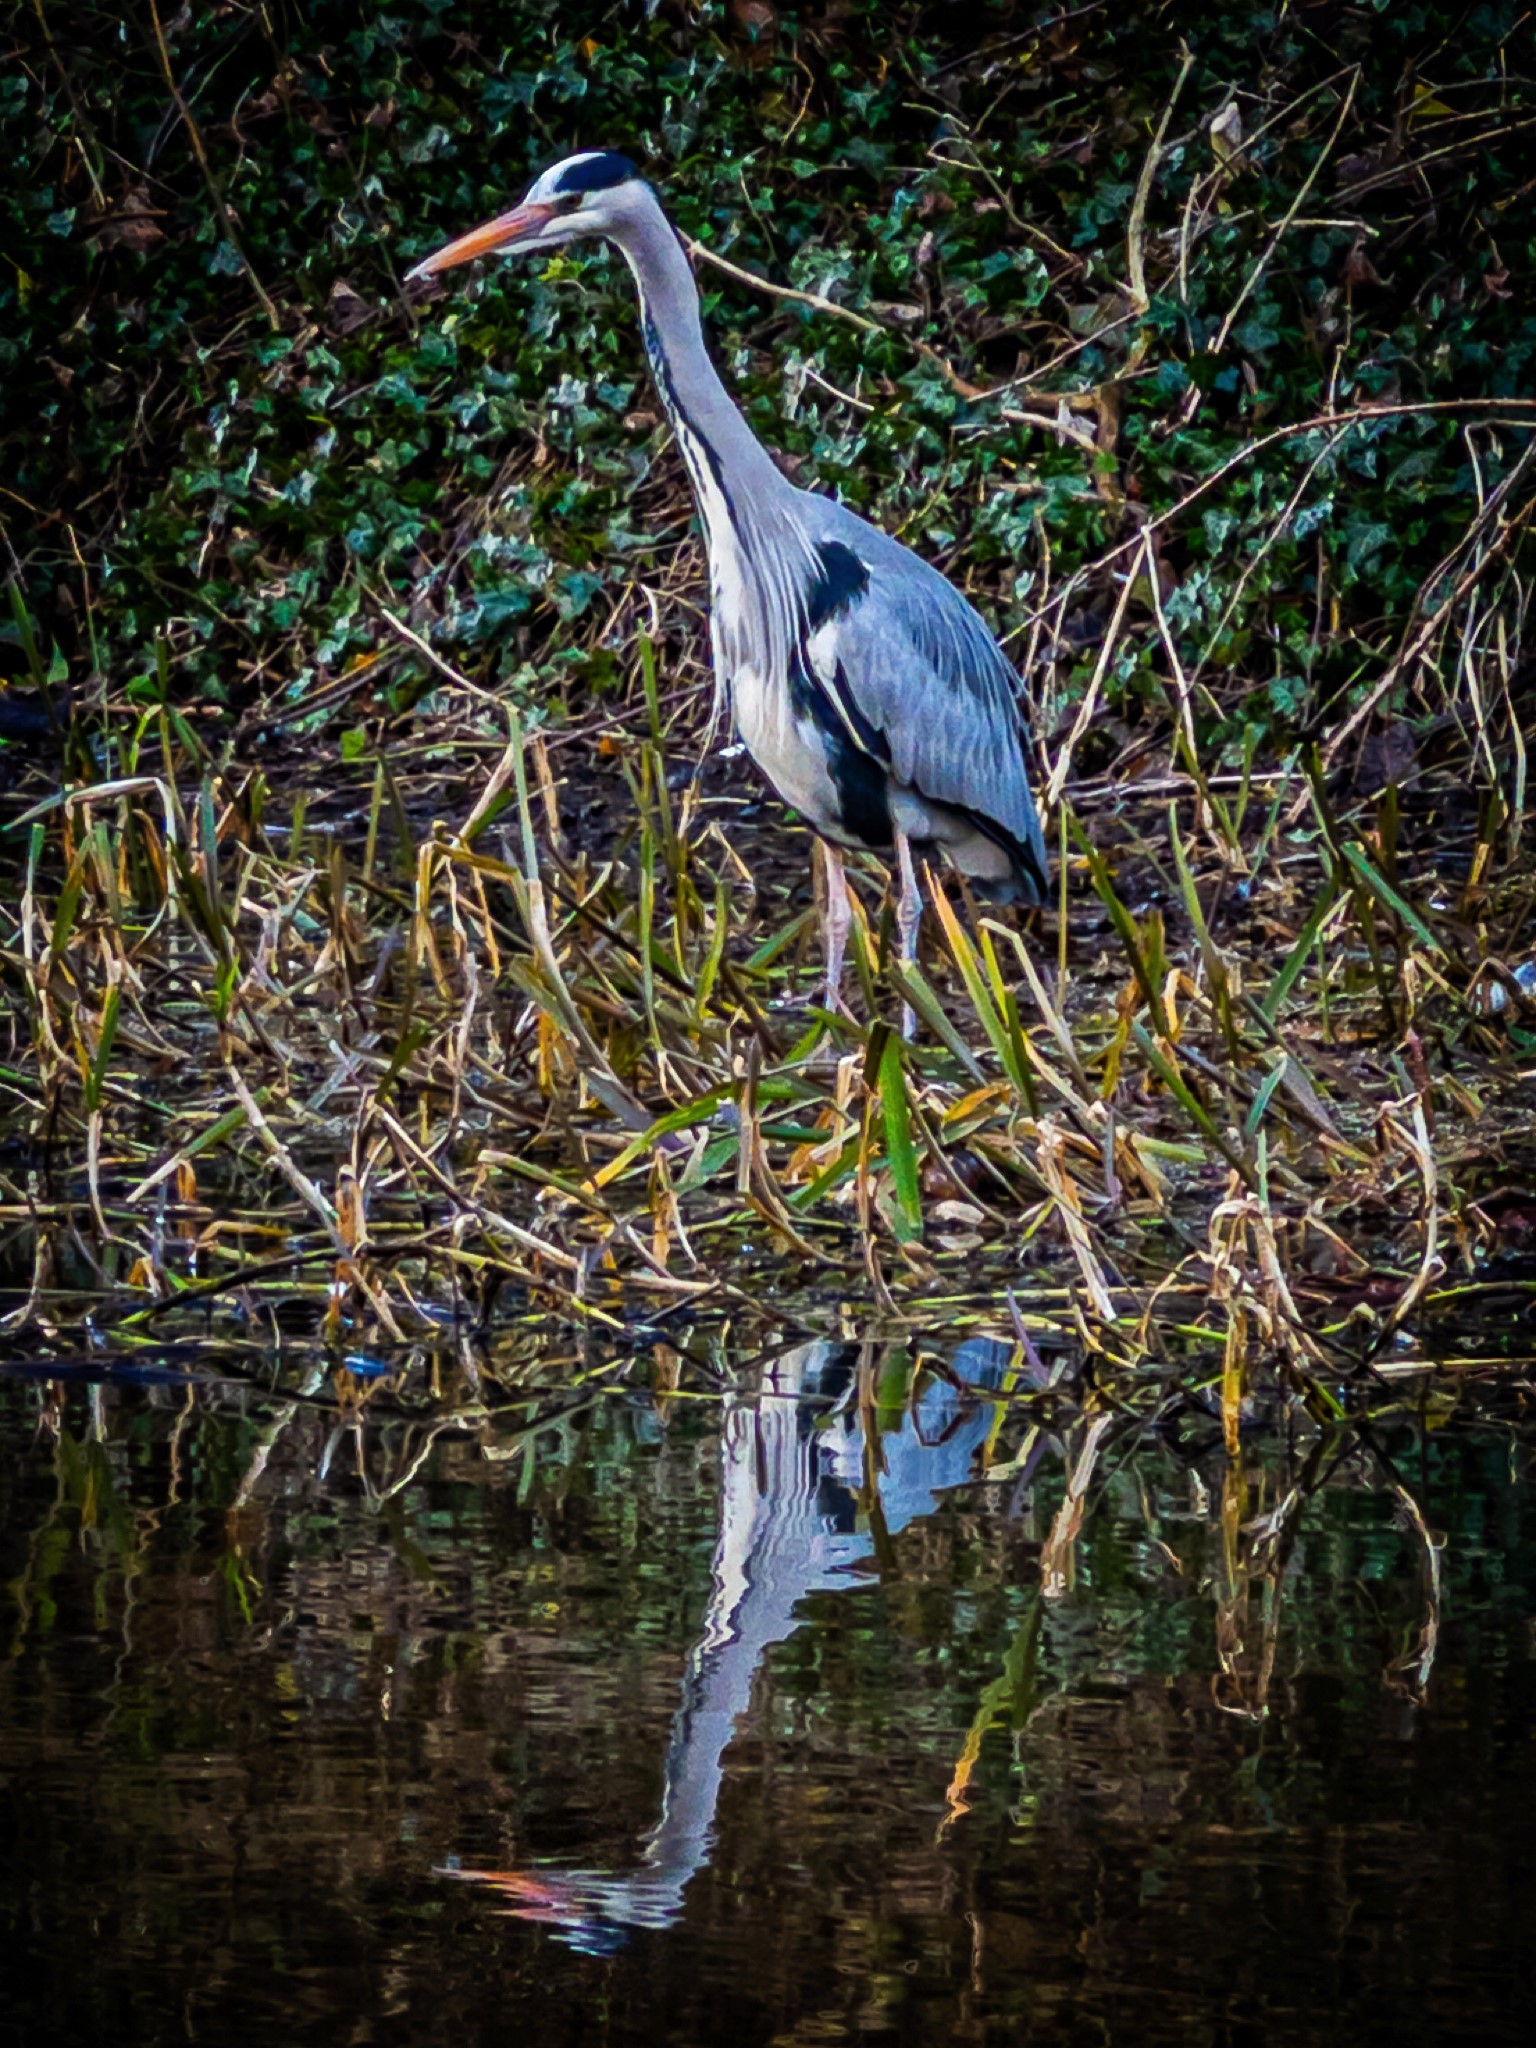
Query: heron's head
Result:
<box><xmin>406</xmin><ymin>151</ymin><xmax>648</xmax><ymax>282</ymax></box>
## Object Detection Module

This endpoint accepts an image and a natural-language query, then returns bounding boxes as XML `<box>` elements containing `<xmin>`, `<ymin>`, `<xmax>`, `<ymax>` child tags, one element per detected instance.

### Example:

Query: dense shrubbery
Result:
<box><xmin>2</xmin><ymin>1</ymin><xmax>1532</xmax><ymax>761</ymax></box>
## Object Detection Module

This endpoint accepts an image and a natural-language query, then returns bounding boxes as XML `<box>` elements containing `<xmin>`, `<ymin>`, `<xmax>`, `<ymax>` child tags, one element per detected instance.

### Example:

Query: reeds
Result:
<box><xmin>3</xmin><ymin>542</ymin><xmax>1532</xmax><ymax>1434</ymax></box>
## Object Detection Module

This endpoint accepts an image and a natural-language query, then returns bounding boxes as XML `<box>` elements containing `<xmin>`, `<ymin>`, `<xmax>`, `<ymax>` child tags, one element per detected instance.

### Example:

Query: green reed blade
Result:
<box><xmin>1168</xmin><ymin>802</ymin><xmax>1241</xmax><ymax>1061</ymax></box>
<box><xmin>694</xmin><ymin>880</ymin><xmax>731</xmax><ymax>1014</ymax></box>
<box><xmin>928</xmin><ymin>885</ymin><xmax>1028</xmax><ymax>1096</ymax></box>
<box><xmin>888</xmin><ymin>961</ymin><xmax>988</xmax><ymax>1081</ymax></box>
<box><xmin>1340</xmin><ymin>841</ymin><xmax>1444</xmax><ymax>954</ymax></box>
<box><xmin>1243</xmin><ymin>1057</ymin><xmax>1289</xmax><ymax>1137</ymax></box>
<box><xmin>83</xmin><ymin>986</ymin><xmax>121</xmax><ymax>1115</ymax></box>
<box><xmin>1130</xmin><ymin>1021</ymin><xmax>1249</xmax><ymax>1179</ymax></box>
<box><xmin>1261</xmin><ymin>882</ymin><xmax>1338</xmax><ymax>1021</ymax></box>
<box><xmin>1068</xmin><ymin>813</ymin><xmax>1171</xmax><ymax>1037</ymax></box>
<box><xmin>979</xmin><ymin>925</ymin><xmax>1041</xmax><ymax>1116</ymax></box>
<box><xmin>877</xmin><ymin>1031</ymin><xmax>924</xmax><ymax>1244</ymax></box>
<box><xmin>47</xmin><ymin>860</ymin><xmax>86</xmax><ymax>973</ymax></box>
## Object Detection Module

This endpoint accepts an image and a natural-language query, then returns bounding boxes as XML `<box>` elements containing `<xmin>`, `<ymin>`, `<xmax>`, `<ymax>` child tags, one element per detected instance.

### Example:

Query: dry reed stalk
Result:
<box><xmin>1039</xmin><ymin>1410</ymin><xmax>1117</xmax><ymax>1599</ymax></box>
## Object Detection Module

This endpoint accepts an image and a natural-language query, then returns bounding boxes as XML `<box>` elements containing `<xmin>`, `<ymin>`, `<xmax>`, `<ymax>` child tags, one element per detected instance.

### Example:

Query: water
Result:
<box><xmin>3</xmin><ymin>1337</ymin><xmax>1535</xmax><ymax>2045</ymax></box>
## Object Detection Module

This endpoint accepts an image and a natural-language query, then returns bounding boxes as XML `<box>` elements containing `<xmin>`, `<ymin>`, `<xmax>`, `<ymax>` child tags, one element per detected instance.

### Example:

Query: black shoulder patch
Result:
<box><xmin>552</xmin><ymin>151</ymin><xmax>638</xmax><ymax>195</ymax></box>
<box><xmin>805</xmin><ymin>541</ymin><xmax>870</xmax><ymax>630</ymax></box>
<box><xmin>823</xmin><ymin>729</ymin><xmax>894</xmax><ymax>851</ymax></box>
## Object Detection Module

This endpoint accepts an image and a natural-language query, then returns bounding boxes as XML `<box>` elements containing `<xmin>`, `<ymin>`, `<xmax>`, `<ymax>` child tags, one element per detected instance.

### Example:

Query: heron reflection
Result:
<box><xmin>447</xmin><ymin>1336</ymin><xmax>1009</xmax><ymax>1949</ymax></box>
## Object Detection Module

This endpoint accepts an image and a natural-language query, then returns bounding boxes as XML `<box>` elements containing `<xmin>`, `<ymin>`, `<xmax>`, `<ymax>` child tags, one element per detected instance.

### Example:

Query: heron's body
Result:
<box><xmin>725</xmin><ymin>504</ymin><xmax>1039</xmax><ymax>892</ymax></box>
<box><xmin>411</xmin><ymin>152</ymin><xmax>1049</xmax><ymax>1003</ymax></box>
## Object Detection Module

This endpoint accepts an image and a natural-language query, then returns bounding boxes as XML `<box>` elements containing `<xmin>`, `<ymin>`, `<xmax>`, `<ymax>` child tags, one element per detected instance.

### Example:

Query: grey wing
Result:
<box><xmin>803</xmin><ymin>521</ymin><xmax>1049</xmax><ymax>897</ymax></box>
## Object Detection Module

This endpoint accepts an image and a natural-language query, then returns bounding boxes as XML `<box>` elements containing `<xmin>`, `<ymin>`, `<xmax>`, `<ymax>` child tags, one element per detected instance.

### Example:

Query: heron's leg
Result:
<box><xmin>893</xmin><ymin>828</ymin><xmax>923</xmax><ymax>1038</ymax></box>
<box><xmin>820</xmin><ymin>840</ymin><xmax>853</xmax><ymax>1011</ymax></box>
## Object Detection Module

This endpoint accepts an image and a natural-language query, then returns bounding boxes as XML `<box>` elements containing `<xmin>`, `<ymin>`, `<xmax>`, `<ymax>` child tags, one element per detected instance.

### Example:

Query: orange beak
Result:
<box><xmin>406</xmin><ymin>200</ymin><xmax>560</xmax><ymax>282</ymax></box>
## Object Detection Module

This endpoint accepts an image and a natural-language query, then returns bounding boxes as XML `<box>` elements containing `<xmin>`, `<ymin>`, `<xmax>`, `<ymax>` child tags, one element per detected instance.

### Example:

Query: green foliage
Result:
<box><xmin>0</xmin><ymin>0</ymin><xmax>1532</xmax><ymax>753</ymax></box>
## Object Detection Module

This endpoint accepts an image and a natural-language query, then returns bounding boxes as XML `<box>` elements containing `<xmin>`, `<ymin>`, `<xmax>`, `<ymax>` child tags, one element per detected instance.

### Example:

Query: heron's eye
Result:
<box><xmin>550</xmin><ymin>192</ymin><xmax>584</xmax><ymax>215</ymax></box>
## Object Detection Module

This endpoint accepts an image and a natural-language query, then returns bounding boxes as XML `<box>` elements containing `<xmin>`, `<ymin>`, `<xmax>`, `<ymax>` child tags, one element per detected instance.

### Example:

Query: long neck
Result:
<box><xmin>612</xmin><ymin>197</ymin><xmax>793</xmax><ymax>535</ymax></box>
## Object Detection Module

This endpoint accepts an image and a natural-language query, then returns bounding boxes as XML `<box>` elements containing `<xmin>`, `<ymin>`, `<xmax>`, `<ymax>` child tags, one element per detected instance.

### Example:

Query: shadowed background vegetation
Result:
<box><xmin>4</xmin><ymin>0</ymin><xmax>1533</xmax><ymax>743</ymax></box>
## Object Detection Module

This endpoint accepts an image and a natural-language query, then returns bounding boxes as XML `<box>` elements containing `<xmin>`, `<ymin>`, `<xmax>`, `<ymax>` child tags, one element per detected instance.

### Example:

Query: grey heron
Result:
<box><xmin>409</xmin><ymin>152</ymin><xmax>1049</xmax><ymax>1012</ymax></box>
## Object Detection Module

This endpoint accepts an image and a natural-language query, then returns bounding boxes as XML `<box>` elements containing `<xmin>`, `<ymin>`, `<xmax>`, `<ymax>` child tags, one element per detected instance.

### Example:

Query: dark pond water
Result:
<box><xmin>3</xmin><ymin>1335</ymin><xmax>1535</xmax><ymax>2047</ymax></box>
